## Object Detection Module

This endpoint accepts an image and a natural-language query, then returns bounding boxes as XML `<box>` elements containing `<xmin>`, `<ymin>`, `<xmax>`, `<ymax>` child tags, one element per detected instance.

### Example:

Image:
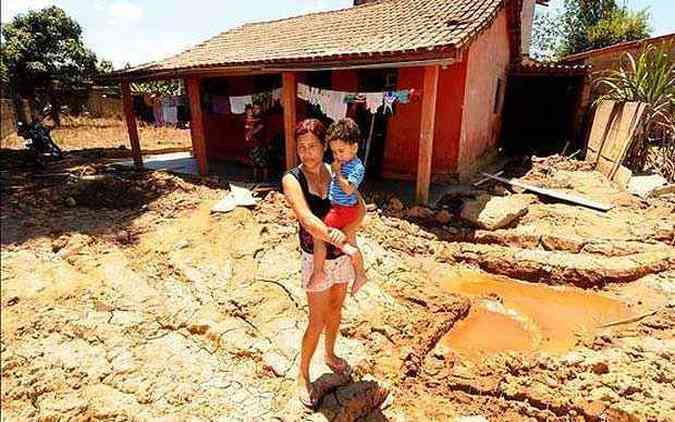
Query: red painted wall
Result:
<box><xmin>458</xmin><ymin>9</ymin><xmax>511</xmax><ymax>176</ymax></box>
<box><xmin>381</xmin><ymin>62</ymin><xmax>467</xmax><ymax>179</ymax></box>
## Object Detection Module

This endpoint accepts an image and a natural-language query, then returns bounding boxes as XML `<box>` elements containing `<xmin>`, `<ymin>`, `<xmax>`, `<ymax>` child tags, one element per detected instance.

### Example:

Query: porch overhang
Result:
<box><xmin>103</xmin><ymin>49</ymin><xmax>459</xmax><ymax>83</ymax></box>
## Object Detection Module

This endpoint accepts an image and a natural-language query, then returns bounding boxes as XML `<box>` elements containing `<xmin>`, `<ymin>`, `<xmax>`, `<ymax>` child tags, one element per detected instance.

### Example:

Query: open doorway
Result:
<box><xmin>355</xmin><ymin>68</ymin><xmax>397</xmax><ymax>178</ymax></box>
<box><xmin>501</xmin><ymin>73</ymin><xmax>587</xmax><ymax>156</ymax></box>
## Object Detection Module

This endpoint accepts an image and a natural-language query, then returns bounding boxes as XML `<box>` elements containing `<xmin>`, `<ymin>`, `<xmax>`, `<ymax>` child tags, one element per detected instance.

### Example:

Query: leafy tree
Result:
<box><xmin>1</xmin><ymin>6</ymin><xmax>100</xmax><ymax>124</ymax></box>
<box><xmin>97</xmin><ymin>59</ymin><xmax>114</xmax><ymax>74</ymax></box>
<box><xmin>131</xmin><ymin>80</ymin><xmax>184</xmax><ymax>97</ymax></box>
<box><xmin>586</xmin><ymin>8</ymin><xmax>651</xmax><ymax>51</ymax></box>
<box><xmin>530</xmin><ymin>11</ymin><xmax>563</xmax><ymax>61</ymax></box>
<box><xmin>531</xmin><ymin>0</ymin><xmax>651</xmax><ymax>61</ymax></box>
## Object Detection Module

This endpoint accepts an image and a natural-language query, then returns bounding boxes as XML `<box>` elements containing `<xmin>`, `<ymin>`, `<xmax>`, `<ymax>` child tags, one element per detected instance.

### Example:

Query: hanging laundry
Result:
<box><xmin>393</xmin><ymin>90</ymin><xmax>411</xmax><ymax>104</ymax></box>
<box><xmin>152</xmin><ymin>97</ymin><xmax>164</xmax><ymax>126</ymax></box>
<box><xmin>343</xmin><ymin>94</ymin><xmax>365</xmax><ymax>104</ymax></box>
<box><xmin>271</xmin><ymin>88</ymin><xmax>282</xmax><ymax>104</ymax></box>
<box><xmin>211</xmin><ymin>95</ymin><xmax>230</xmax><ymax>114</ymax></box>
<box><xmin>230</xmin><ymin>95</ymin><xmax>252</xmax><ymax>114</ymax></box>
<box><xmin>364</xmin><ymin>92</ymin><xmax>384</xmax><ymax>114</ymax></box>
<box><xmin>383</xmin><ymin>92</ymin><xmax>397</xmax><ymax>115</ymax></box>
<box><xmin>323</xmin><ymin>90</ymin><xmax>347</xmax><ymax>121</ymax></box>
<box><xmin>252</xmin><ymin>91</ymin><xmax>274</xmax><ymax>111</ymax></box>
<box><xmin>163</xmin><ymin>105</ymin><xmax>178</xmax><ymax>124</ymax></box>
<box><xmin>297</xmin><ymin>83</ymin><xmax>310</xmax><ymax>101</ymax></box>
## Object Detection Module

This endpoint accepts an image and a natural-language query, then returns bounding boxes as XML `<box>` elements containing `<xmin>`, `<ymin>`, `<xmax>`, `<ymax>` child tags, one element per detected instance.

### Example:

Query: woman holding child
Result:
<box><xmin>282</xmin><ymin>118</ymin><xmax>368</xmax><ymax>408</ymax></box>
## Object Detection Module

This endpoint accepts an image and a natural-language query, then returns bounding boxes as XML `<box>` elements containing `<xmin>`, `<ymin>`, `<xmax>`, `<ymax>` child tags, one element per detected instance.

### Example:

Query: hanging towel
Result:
<box><xmin>323</xmin><ymin>90</ymin><xmax>347</xmax><ymax>121</ymax></box>
<box><xmin>364</xmin><ymin>92</ymin><xmax>384</xmax><ymax>114</ymax></box>
<box><xmin>297</xmin><ymin>83</ymin><xmax>310</xmax><ymax>101</ymax></box>
<box><xmin>230</xmin><ymin>95</ymin><xmax>252</xmax><ymax>114</ymax></box>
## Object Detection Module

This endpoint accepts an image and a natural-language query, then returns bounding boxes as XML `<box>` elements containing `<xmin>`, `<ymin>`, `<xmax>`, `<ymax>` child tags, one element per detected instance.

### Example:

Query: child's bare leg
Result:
<box><xmin>311</xmin><ymin>238</ymin><xmax>327</xmax><ymax>288</ymax></box>
<box><xmin>343</xmin><ymin>230</ymin><xmax>368</xmax><ymax>296</ymax></box>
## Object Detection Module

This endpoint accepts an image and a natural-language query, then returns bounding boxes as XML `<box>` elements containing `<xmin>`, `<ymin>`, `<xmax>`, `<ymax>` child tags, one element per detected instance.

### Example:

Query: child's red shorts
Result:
<box><xmin>324</xmin><ymin>204</ymin><xmax>359</xmax><ymax>229</ymax></box>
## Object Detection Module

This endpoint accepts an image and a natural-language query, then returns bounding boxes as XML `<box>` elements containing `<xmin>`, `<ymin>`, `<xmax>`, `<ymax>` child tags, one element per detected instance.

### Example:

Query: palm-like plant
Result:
<box><xmin>594</xmin><ymin>44</ymin><xmax>675</xmax><ymax>172</ymax></box>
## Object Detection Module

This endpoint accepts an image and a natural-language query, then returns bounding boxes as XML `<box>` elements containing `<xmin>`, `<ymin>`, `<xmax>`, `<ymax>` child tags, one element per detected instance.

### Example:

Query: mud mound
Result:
<box><xmin>63</xmin><ymin>172</ymin><xmax>193</xmax><ymax>209</ymax></box>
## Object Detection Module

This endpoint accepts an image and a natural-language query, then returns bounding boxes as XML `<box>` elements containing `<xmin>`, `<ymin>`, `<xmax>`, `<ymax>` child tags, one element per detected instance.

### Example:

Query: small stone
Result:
<box><xmin>434</xmin><ymin>210</ymin><xmax>451</xmax><ymax>224</ymax></box>
<box><xmin>175</xmin><ymin>240</ymin><xmax>190</xmax><ymax>250</ymax></box>
<box><xmin>460</xmin><ymin>194</ymin><xmax>537</xmax><ymax>230</ymax></box>
<box><xmin>406</xmin><ymin>206</ymin><xmax>433</xmax><ymax>219</ymax></box>
<box><xmin>388</xmin><ymin>197</ymin><xmax>404</xmax><ymax>211</ymax></box>
<box><xmin>115</xmin><ymin>231</ymin><xmax>130</xmax><ymax>243</ymax></box>
<box><xmin>65</xmin><ymin>197</ymin><xmax>76</xmax><ymax>207</ymax></box>
<box><xmin>592</xmin><ymin>361</ymin><xmax>609</xmax><ymax>375</ymax></box>
<box><xmin>262</xmin><ymin>351</ymin><xmax>291</xmax><ymax>377</ymax></box>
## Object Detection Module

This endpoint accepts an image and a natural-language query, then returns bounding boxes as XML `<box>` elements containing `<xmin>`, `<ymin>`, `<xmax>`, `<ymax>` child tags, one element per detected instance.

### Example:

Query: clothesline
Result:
<box><xmin>210</xmin><ymin>83</ymin><xmax>415</xmax><ymax>118</ymax></box>
<box><xmin>296</xmin><ymin>83</ymin><xmax>413</xmax><ymax>121</ymax></box>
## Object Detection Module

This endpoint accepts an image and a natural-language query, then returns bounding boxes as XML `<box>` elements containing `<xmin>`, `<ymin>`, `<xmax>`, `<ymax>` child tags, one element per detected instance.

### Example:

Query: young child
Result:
<box><xmin>312</xmin><ymin>118</ymin><xmax>368</xmax><ymax>296</ymax></box>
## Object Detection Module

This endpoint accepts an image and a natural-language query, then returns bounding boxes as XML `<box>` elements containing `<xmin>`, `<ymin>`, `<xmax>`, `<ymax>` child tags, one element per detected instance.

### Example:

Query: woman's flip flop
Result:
<box><xmin>298</xmin><ymin>383</ymin><xmax>318</xmax><ymax>410</ymax></box>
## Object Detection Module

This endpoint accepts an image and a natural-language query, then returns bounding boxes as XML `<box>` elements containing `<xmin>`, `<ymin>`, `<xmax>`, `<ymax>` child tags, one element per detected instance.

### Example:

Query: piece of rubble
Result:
<box><xmin>460</xmin><ymin>194</ymin><xmax>537</xmax><ymax>230</ymax></box>
<box><xmin>628</xmin><ymin>174</ymin><xmax>668</xmax><ymax>198</ymax></box>
<box><xmin>388</xmin><ymin>197</ymin><xmax>404</xmax><ymax>211</ymax></box>
<box><xmin>406</xmin><ymin>206</ymin><xmax>433</xmax><ymax>219</ymax></box>
<box><xmin>435</xmin><ymin>210</ymin><xmax>451</xmax><ymax>224</ymax></box>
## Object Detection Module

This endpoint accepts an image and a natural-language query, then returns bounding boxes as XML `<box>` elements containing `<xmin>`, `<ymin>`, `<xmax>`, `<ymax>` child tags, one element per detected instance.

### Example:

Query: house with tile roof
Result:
<box><xmin>112</xmin><ymin>0</ymin><xmax>551</xmax><ymax>203</ymax></box>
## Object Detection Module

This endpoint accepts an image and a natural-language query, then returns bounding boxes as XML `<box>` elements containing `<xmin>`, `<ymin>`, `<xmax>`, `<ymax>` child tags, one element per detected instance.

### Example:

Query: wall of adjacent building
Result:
<box><xmin>457</xmin><ymin>8</ymin><xmax>511</xmax><ymax>178</ymax></box>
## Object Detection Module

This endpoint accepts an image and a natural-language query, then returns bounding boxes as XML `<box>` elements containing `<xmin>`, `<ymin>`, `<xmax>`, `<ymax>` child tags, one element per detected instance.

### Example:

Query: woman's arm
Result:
<box><xmin>282</xmin><ymin>174</ymin><xmax>345</xmax><ymax>246</ymax></box>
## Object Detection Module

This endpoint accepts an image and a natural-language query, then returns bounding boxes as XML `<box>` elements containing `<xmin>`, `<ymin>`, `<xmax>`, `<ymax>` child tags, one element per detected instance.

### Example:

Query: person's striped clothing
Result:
<box><xmin>329</xmin><ymin>158</ymin><xmax>365</xmax><ymax>206</ymax></box>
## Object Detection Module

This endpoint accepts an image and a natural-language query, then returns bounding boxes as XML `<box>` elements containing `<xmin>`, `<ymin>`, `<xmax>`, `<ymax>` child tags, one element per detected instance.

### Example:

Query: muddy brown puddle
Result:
<box><xmin>436</xmin><ymin>269</ymin><xmax>632</xmax><ymax>361</ymax></box>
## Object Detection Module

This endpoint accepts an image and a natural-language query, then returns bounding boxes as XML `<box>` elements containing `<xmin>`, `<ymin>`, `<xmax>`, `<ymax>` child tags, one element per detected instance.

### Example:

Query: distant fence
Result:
<box><xmin>86</xmin><ymin>91</ymin><xmax>123</xmax><ymax>118</ymax></box>
<box><xmin>1</xmin><ymin>99</ymin><xmax>16</xmax><ymax>140</ymax></box>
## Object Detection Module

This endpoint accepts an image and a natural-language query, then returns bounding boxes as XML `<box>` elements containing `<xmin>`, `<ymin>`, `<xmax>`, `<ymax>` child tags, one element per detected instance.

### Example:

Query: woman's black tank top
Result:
<box><xmin>287</xmin><ymin>166</ymin><xmax>343</xmax><ymax>260</ymax></box>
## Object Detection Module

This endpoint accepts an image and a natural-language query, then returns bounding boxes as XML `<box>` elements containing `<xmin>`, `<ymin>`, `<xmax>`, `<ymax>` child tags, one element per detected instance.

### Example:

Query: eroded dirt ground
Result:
<box><xmin>1</xmin><ymin>151</ymin><xmax>674</xmax><ymax>421</ymax></box>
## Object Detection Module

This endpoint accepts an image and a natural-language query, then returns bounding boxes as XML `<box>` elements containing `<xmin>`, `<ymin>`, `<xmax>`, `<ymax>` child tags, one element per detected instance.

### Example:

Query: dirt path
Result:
<box><xmin>1</xmin><ymin>152</ymin><xmax>674</xmax><ymax>420</ymax></box>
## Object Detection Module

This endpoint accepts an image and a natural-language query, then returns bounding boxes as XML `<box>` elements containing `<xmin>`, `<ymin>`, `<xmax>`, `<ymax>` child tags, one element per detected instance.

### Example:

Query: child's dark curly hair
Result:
<box><xmin>326</xmin><ymin>118</ymin><xmax>361</xmax><ymax>145</ymax></box>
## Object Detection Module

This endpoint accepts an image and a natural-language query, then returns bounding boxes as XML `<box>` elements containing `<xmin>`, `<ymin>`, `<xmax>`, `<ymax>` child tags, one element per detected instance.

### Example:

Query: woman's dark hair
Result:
<box><xmin>326</xmin><ymin>118</ymin><xmax>361</xmax><ymax>145</ymax></box>
<box><xmin>295</xmin><ymin>119</ymin><xmax>327</xmax><ymax>145</ymax></box>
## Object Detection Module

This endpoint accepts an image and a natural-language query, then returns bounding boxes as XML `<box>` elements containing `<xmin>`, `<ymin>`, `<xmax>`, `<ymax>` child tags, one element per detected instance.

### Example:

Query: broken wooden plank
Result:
<box><xmin>480</xmin><ymin>173</ymin><xmax>614</xmax><ymax>212</ymax></box>
<box><xmin>586</xmin><ymin>100</ymin><xmax>616</xmax><ymax>164</ymax></box>
<box><xmin>595</xmin><ymin>102</ymin><xmax>646</xmax><ymax>179</ymax></box>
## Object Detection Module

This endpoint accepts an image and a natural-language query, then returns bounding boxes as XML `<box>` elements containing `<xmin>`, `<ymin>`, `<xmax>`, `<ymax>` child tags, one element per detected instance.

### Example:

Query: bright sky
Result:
<box><xmin>2</xmin><ymin>0</ymin><xmax>673</xmax><ymax>69</ymax></box>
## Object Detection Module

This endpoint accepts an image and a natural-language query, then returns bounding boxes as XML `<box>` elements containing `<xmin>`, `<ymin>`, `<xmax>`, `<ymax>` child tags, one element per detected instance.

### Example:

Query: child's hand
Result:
<box><xmin>331</xmin><ymin>160</ymin><xmax>342</xmax><ymax>175</ymax></box>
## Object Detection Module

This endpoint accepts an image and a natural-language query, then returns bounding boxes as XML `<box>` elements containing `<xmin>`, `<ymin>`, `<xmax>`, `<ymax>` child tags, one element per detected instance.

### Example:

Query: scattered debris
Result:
<box><xmin>628</xmin><ymin>174</ymin><xmax>668</xmax><ymax>198</ymax></box>
<box><xmin>460</xmin><ymin>194</ymin><xmax>537</xmax><ymax>230</ymax></box>
<box><xmin>211</xmin><ymin>184</ymin><xmax>257</xmax><ymax>213</ymax></box>
<box><xmin>1</xmin><ymin>148</ymin><xmax>673</xmax><ymax>421</ymax></box>
<box><xmin>481</xmin><ymin>173</ymin><xmax>614</xmax><ymax>212</ymax></box>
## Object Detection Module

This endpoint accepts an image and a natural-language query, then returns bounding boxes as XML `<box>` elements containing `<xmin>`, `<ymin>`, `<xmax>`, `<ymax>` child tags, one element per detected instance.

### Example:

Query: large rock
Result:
<box><xmin>460</xmin><ymin>194</ymin><xmax>537</xmax><ymax>230</ymax></box>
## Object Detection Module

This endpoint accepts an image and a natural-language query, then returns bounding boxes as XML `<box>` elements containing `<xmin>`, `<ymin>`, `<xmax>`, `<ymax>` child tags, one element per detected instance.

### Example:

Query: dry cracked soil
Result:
<box><xmin>1</xmin><ymin>151</ymin><xmax>674</xmax><ymax>421</ymax></box>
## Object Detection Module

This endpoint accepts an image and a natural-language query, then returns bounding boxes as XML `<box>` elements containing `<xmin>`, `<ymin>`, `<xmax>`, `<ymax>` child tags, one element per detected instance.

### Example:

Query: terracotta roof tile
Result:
<box><xmin>119</xmin><ymin>0</ymin><xmax>509</xmax><ymax>77</ymax></box>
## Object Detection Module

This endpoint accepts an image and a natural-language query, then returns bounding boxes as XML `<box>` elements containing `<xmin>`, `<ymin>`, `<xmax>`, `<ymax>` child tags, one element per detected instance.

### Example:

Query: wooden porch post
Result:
<box><xmin>282</xmin><ymin>72</ymin><xmax>298</xmax><ymax>170</ymax></box>
<box><xmin>185</xmin><ymin>78</ymin><xmax>208</xmax><ymax>176</ymax></box>
<box><xmin>415</xmin><ymin>65</ymin><xmax>440</xmax><ymax>204</ymax></box>
<box><xmin>121</xmin><ymin>81</ymin><xmax>142</xmax><ymax>169</ymax></box>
